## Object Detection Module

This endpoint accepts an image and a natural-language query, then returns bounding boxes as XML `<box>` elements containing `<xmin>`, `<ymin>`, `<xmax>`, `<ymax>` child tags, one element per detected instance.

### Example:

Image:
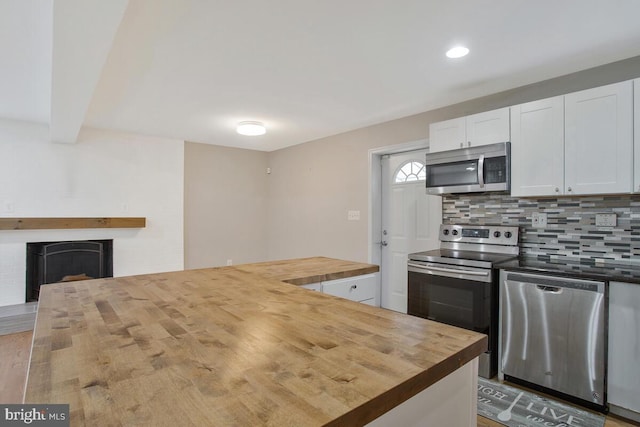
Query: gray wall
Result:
<box><xmin>265</xmin><ymin>115</ymin><xmax>428</xmax><ymax>262</ymax></box>
<box><xmin>185</xmin><ymin>55</ymin><xmax>640</xmax><ymax>266</ymax></box>
<box><xmin>184</xmin><ymin>142</ymin><xmax>269</xmax><ymax>268</ymax></box>
<box><xmin>265</xmin><ymin>55</ymin><xmax>640</xmax><ymax>263</ymax></box>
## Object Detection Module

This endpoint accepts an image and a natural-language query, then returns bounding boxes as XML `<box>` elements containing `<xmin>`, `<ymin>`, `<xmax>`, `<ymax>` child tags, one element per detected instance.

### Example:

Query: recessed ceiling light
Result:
<box><xmin>446</xmin><ymin>46</ymin><xmax>469</xmax><ymax>59</ymax></box>
<box><xmin>236</xmin><ymin>121</ymin><xmax>266</xmax><ymax>136</ymax></box>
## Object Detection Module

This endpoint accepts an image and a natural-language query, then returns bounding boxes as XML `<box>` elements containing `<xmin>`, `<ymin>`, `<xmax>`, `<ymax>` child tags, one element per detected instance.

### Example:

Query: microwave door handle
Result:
<box><xmin>478</xmin><ymin>155</ymin><xmax>485</xmax><ymax>188</ymax></box>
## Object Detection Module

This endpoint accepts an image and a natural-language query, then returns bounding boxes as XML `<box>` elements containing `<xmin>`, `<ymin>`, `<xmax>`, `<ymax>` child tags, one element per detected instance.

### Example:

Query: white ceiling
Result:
<box><xmin>3</xmin><ymin>0</ymin><xmax>640</xmax><ymax>151</ymax></box>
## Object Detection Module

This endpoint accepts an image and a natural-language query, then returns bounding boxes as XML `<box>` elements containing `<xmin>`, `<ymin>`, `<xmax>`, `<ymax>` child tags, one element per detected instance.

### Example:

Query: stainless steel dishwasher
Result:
<box><xmin>500</xmin><ymin>271</ymin><xmax>606</xmax><ymax>409</ymax></box>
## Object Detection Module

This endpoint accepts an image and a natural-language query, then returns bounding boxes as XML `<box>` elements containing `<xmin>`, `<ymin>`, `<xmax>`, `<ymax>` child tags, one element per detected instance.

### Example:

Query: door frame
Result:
<box><xmin>367</xmin><ymin>139</ymin><xmax>428</xmax><ymax>271</ymax></box>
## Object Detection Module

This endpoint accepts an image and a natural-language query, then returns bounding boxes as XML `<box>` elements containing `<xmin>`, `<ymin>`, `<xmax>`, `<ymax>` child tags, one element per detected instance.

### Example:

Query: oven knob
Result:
<box><xmin>493</xmin><ymin>231</ymin><xmax>501</xmax><ymax>238</ymax></box>
<box><xmin>504</xmin><ymin>231</ymin><xmax>513</xmax><ymax>238</ymax></box>
<box><xmin>452</xmin><ymin>229</ymin><xmax>459</xmax><ymax>236</ymax></box>
<box><xmin>443</xmin><ymin>229</ymin><xmax>450</xmax><ymax>236</ymax></box>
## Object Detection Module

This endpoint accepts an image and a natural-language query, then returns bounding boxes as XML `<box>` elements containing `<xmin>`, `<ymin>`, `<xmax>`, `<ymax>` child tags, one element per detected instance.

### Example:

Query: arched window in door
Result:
<box><xmin>394</xmin><ymin>161</ymin><xmax>426</xmax><ymax>183</ymax></box>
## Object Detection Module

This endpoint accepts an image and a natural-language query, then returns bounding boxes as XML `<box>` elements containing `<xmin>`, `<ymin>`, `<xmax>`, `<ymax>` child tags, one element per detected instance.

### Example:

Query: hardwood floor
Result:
<box><xmin>0</xmin><ymin>330</ymin><xmax>638</xmax><ymax>426</ymax></box>
<box><xmin>478</xmin><ymin>414</ymin><xmax>639</xmax><ymax>427</ymax></box>
<box><xmin>0</xmin><ymin>330</ymin><xmax>32</xmax><ymax>403</ymax></box>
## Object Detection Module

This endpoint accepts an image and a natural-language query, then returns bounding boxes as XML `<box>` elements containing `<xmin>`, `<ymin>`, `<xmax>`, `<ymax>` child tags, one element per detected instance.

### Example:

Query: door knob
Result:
<box><xmin>376</xmin><ymin>241</ymin><xmax>388</xmax><ymax>247</ymax></box>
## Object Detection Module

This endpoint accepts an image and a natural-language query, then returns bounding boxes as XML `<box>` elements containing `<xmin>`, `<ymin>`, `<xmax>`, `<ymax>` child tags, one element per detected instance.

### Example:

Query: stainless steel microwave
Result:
<box><xmin>425</xmin><ymin>142</ymin><xmax>510</xmax><ymax>195</ymax></box>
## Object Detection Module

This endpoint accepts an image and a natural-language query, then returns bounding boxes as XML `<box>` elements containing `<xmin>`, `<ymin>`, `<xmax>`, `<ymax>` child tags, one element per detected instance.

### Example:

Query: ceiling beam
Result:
<box><xmin>49</xmin><ymin>0</ymin><xmax>129</xmax><ymax>144</ymax></box>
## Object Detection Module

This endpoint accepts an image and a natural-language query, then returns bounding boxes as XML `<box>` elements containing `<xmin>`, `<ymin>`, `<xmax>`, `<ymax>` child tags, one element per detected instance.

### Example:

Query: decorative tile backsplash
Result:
<box><xmin>442</xmin><ymin>193</ymin><xmax>640</xmax><ymax>266</ymax></box>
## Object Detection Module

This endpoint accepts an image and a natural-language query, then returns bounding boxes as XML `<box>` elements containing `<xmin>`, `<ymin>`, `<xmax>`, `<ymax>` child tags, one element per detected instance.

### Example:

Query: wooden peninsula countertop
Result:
<box><xmin>235</xmin><ymin>256</ymin><xmax>380</xmax><ymax>285</ymax></box>
<box><xmin>25</xmin><ymin>257</ymin><xmax>486</xmax><ymax>426</ymax></box>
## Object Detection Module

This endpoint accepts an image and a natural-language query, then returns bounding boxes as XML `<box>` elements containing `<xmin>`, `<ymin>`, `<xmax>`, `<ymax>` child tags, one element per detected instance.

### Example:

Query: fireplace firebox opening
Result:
<box><xmin>25</xmin><ymin>239</ymin><xmax>113</xmax><ymax>301</ymax></box>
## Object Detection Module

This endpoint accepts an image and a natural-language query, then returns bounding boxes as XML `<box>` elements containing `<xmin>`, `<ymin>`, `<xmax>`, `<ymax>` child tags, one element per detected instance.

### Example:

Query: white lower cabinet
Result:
<box><xmin>634</xmin><ymin>78</ymin><xmax>640</xmax><ymax>193</ymax></box>
<box><xmin>321</xmin><ymin>273</ymin><xmax>379</xmax><ymax>306</ymax></box>
<box><xmin>300</xmin><ymin>282</ymin><xmax>321</xmax><ymax>291</ymax></box>
<box><xmin>608</xmin><ymin>281</ymin><xmax>640</xmax><ymax>422</ymax></box>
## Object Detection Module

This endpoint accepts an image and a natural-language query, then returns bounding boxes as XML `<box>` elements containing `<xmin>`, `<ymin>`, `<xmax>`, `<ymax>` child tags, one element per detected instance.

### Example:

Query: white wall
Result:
<box><xmin>0</xmin><ymin>120</ymin><xmax>184</xmax><ymax>307</ymax></box>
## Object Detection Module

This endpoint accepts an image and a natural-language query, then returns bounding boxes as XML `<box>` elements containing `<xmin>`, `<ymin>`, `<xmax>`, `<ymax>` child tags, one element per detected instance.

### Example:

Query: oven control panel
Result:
<box><xmin>440</xmin><ymin>224</ymin><xmax>519</xmax><ymax>246</ymax></box>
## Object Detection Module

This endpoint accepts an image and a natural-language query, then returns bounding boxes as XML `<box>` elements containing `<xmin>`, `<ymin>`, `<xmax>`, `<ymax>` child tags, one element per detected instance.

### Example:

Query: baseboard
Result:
<box><xmin>0</xmin><ymin>302</ymin><xmax>37</xmax><ymax>335</ymax></box>
<box><xmin>609</xmin><ymin>403</ymin><xmax>640</xmax><ymax>424</ymax></box>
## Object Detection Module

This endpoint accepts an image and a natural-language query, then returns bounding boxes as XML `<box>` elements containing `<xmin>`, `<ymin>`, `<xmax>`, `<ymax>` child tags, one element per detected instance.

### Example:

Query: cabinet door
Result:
<box><xmin>634</xmin><ymin>79</ymin><xmax>640</xmax><ymax>193</ymax></box>
<box><xmin>466</xmin><ymin>107</ymin><xmax>510</xmax><ymax>147</ymax></box>
<box><xmin>565</xmin><ymin>81</ymin><xmax>633</xmax><ymax>195</ymax></box>
<box><xmin>510</xmin><ymin>97</ymin><xmax>564</xmax><ymax>197</ymax></box>
<box><xmin>428</xmin><ymin>117</ymin><xmax>466</xmax><ymax>153</ymax></box>
<box><xmin>608</xmin><ymin>281</ymin><xmax>640</xmax><ymax>415</ymax></box>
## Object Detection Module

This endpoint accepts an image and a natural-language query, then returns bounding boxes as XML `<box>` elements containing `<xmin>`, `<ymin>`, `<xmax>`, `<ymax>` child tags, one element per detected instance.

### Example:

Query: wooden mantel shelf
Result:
<box><xmin>0</xmin><ymin>217</ymin><xmax>146</xmax><ymax>230</ymax></box>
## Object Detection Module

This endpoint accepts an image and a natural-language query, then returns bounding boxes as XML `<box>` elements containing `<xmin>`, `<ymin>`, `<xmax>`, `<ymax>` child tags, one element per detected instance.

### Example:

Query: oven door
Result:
<box><xmin>407</xmin><ymin>260</ymin><xmax>497</xmax><ymax>377</ymax></box>
<box><xmin>407</xmin><ymin>261</ymin><xmax>492</xmax><ymax>329</ymax></box>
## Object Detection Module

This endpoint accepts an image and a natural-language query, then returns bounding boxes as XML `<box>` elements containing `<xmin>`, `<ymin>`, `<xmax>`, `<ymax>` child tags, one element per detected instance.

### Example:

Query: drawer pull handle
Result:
<box><xmin>350</xmin><ymin>284</ymin><xmax>357</xmax><ymax>290</ymax></box>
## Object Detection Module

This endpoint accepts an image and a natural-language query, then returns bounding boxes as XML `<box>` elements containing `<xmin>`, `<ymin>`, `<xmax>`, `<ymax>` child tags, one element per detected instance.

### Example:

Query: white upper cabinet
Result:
<box><xmin>510</xmin><ymin>97</ymin><xmax>564</xmax><ymax>197</ymax></box>
<box><xmin>429</xmin><ymin>117</ymin><xmax>466</xmax><ymax>152</ymax></box>
<box><xmin>466</xmin><ymin>108</ymin><xmax>510</xmax><ymax>147</ymax></box>
<box><xmin>510</xmin><ymin>80</ymin><xmax>634</xmax><ymax>198</ymax></box>
<box><xmin>429</xmin><ymin>107</ymin><xmax>509</xmax><ymax>153</ymax></box>
<box><xmin>564</xmin><ymin>80</ymin><xmax>633</xmax><ymax>195</ymax></box>
<box><xmin>634</xmin><ymin>79</ymin><xmax>640</xmax><ymax>193</ymax></box>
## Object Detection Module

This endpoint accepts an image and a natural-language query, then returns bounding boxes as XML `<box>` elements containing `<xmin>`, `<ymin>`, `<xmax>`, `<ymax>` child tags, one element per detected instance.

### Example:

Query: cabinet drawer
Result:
<box><xmin>322</xmin><ymin>274</ymin><xmax>377</xmax><ymax>302</ymax></box>
<box><xmin>300</xmin><ymin>282</ymin><xmax>321</xmax><ymax>291</ymax></box>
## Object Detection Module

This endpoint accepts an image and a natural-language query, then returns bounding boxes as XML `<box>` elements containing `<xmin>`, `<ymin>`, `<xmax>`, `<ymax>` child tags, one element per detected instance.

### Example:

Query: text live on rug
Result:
<box><xmin>478</xmin><ymin>378</ymin><xmax>605</xmax><ymax>427</ymax></box>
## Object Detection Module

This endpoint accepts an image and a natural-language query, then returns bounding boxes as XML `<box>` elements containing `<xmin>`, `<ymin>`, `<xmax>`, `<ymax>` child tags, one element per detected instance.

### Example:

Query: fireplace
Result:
<box><xmin>26</xmin><ymin>239</ymin><xmax>113</xmax><ymax>301</ymax></box>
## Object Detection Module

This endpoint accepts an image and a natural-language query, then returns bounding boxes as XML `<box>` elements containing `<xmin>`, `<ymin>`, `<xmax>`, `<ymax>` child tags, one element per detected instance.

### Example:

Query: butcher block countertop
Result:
<box><xmin>25</xmin><ymin>258</ymin><xmax>486</xmax><ymax>426</ymax></box>
<box><xmin>235</xmin><ymin>256</ymin><xmax>380</xmax><ymax>285</ymax></box>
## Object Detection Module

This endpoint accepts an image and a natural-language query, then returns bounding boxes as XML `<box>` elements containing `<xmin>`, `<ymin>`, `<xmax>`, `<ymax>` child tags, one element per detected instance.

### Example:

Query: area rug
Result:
<box><xmin>477</xmin><ymin>377</ymin><xmax>605</xmax><ymax>427</ymax></box>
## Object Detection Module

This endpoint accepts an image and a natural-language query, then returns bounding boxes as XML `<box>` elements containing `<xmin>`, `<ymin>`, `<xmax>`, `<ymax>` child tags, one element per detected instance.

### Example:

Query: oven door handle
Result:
<box><xmin>407</xmin><ymin>262</ymin><xmax>491</xmax><ymax>281</ymax></box>
<box><xmin>407</xmin><ymin>262</ymin><xmax>490</xmax><ymax>277</ymax></box>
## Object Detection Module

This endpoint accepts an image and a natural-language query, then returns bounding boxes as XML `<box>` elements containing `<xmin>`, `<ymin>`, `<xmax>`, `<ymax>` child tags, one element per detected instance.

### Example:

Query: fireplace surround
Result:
<box><xmin>25</xmin><ymin>240</ymin><xmax>113</xmax><ymax>301</ymax></box>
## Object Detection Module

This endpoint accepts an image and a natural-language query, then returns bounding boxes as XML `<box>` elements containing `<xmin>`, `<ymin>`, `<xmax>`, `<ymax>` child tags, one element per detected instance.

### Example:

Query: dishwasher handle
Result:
<box><xmin>536</xmin><ymin>285</ymin><xmax>562</xmax><ymax>293</ymax></box>
<box><xmin>505</xmin><ymin>272</ymin><xmax>604</xmax><ymax>294</ymax></box>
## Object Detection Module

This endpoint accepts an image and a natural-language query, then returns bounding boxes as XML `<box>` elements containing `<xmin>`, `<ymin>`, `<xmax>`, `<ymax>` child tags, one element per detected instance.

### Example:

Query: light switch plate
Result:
<box><xmin>595</xmin><ymin>213</ymin><xmax>616</xmax><ymax>227</ymax></box>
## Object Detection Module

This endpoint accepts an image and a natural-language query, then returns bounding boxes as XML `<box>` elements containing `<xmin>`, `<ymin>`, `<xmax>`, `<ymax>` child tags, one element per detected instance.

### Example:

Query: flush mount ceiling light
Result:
<box><xmin>446</xmin><ymin>46</ymin><xmax>470</xmax><ymax>59</ymax></box>
<box><xmin>236</xmin><ymin>121</ymin><xmax>266</xmax><ymax>136</ymax></box>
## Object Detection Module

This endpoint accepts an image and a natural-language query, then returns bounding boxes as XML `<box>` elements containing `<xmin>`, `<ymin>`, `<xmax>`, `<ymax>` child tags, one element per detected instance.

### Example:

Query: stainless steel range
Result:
<box><xmin>407</xmin><ymin>223</ymin><xmax>519</xmax><ymax>378</ymax></box>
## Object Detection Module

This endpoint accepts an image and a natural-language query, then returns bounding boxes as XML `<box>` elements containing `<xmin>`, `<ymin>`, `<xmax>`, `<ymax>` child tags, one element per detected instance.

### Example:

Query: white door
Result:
<box><xmin>565</xmin><ymin>80</ymin><xmax>633</xmax><ymax>195</ymax></box>
<box><xmin>380</xmin><ymin>150</ymin><xmax>441</xmax><ymax>313</ymax></box>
